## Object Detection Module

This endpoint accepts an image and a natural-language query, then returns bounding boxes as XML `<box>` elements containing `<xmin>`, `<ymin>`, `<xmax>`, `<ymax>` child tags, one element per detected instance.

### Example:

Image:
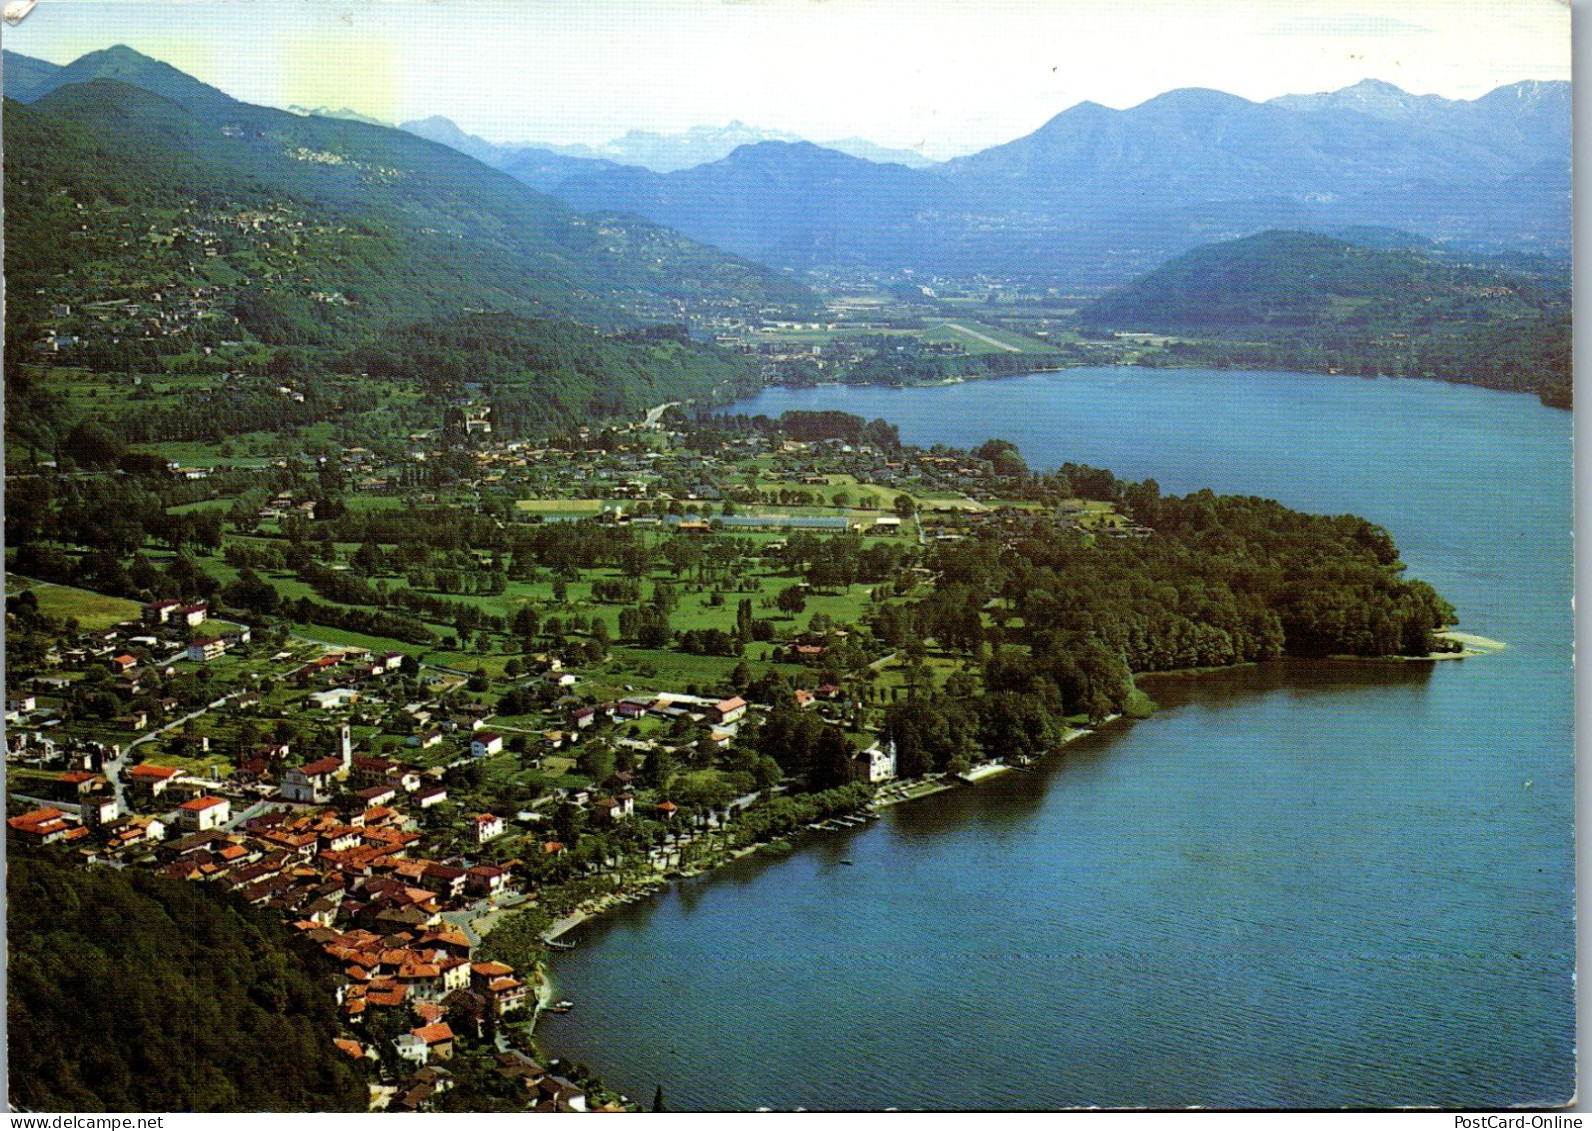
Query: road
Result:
<box><xmin>106</xmin><ymin>703</ymin><xmax>215</xmax><ymax>811</ymax></box>
<box><xmin>441</xmin><ymin>891</ymin><xmax>532</xmax><ymax>947</ymax></box>
<box><xmin>943</xmin><ymin>322</ymin><xmax>1023</xmax><ymax>353</ymax></box>
<box><xmin>643</xmin><ymin>401</ymin><xmax>681</xmax><ymax>428</ymax></box>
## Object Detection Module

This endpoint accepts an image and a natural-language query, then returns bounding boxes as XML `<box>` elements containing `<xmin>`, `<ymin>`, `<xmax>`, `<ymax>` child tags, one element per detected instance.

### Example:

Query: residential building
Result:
<box><xmin>855</xmin><ymin>739</ymin><xmax>898</xmax><ymax>783</ymax></box>
<box><xmin>176</xmin><ymin>795</ymin><xmax>231</xmax><ymax>832</ymax></box>
<box><xmin>187</xmin><ymin>637</ymin><xmax>228</xmax><ymax>663</ymax></box>
<box><xmin>709</xmin><ymin>696</ymin><xmax>748</xmax><ymax>725</ymax></box>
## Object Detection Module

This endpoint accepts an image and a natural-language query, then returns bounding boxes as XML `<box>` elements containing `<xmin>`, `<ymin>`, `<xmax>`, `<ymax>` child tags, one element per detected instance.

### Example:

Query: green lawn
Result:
<box><xmin>5</xmin><ymin>576</ymin><xmax>143</xmax><ymax>631</ymax></box>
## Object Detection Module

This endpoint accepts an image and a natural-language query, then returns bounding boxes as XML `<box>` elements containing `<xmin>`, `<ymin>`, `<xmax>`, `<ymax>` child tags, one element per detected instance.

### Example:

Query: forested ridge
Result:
<box><xmin>874</xmin><ymin>473</ymin><xmax>1457</xmax><ymax>777</ymax></box>
<box><xmin>341</xmin><ymin>314</ymin><xmax>760</xmax><ymax>429</ymax></box>
<box><xmin>1082</xmin><ymin>231</ymin><xmax>1572</xmax><ymax>406</ymax></box>
<box><xmin>8</xmin><ymin>849</ymin><xmax>367</xmax><ymax>1112</ymax></box>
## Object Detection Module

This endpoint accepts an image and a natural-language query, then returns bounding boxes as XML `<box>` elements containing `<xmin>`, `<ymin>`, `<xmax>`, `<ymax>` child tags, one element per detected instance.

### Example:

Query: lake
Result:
<box><xmin>542</xmin><ymin>370</ymin><xmax>1574</xmax><ymax>1110</ymax></box>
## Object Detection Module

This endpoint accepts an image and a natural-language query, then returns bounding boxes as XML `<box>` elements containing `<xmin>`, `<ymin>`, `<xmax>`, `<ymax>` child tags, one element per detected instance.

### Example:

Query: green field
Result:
<box><xmin>6</xmin><ymin>576</ymin><xmax>143</xmax><ymax>631</ymax></box>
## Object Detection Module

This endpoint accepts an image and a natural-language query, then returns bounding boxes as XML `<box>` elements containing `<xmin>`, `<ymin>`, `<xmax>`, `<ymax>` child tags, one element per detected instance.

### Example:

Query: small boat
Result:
<box><xmin>839</xmin><ymin>859</ymin><xmax>855</xmax><ymax>866</ymax></box>
<box><xmin>548</xmin><ymin>1000</ymin><xmax>575</xmax><ymax>1014</ymax></box>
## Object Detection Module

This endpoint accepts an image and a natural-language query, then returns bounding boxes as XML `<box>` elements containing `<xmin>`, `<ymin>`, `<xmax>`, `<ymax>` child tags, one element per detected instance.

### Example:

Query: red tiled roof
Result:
<box><xmin>130</xmin><ymin>763</ymin><xmax>180</xmax><ymax>780</ymax></box>
<box><xmin>411</xmin><ymin>1022</ymin><xmax>454</xmax><ymax>1044</ymax></box>
<box><xmin>178</xmin><ymin>796</ymin><xmax>227</xmax><ymax>812</ymax></box>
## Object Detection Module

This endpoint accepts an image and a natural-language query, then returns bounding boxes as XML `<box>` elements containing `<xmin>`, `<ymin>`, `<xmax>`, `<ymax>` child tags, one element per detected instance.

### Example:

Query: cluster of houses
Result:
<box><xmin>140</xmin><ymin>794</ymin><xmax>560</xmax><ymax>1110</ymax></box>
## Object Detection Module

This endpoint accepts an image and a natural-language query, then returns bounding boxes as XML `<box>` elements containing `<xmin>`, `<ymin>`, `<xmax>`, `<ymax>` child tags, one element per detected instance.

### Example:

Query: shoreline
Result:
<box><xmin>759</xmin><ymin>360</ymin><xmax>1567</xmax><ymax>413</ymax></box>
<box><xmin>533</xmin><ymin>713</ymin><xmax>1130</xmax><ymax>957</ymax></box>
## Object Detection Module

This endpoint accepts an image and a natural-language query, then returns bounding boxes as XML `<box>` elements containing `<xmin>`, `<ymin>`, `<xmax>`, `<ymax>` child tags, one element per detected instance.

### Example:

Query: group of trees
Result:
<box><xmin>8</xmin><ymin>850</ymin><xmax>366</xmax><ymax>1112</ymax></box>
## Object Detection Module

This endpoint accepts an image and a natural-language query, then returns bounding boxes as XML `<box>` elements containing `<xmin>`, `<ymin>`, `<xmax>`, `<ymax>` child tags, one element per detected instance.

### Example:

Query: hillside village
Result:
<box><xmin>7</xmin><ymin>402</ymin><xmax>1154</xmax><ymax>1110</ymax></box>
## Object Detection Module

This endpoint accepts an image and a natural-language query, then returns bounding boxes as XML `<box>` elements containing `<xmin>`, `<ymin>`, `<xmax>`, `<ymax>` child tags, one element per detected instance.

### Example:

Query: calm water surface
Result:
<box><xmin>543</xmin><ymin>371</ymin><xmax>1573</xmax><ymax>1109</ymax></box>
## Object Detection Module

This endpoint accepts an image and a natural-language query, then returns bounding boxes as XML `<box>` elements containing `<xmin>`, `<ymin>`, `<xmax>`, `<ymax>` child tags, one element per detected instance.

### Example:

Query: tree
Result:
<box><xmin>776</xmin><ymin>586</ymin><xmax>807</xmax><ymax>616</ymax></box>
<box><xmin>577</xmin><ymin>744</ymin><xmax>615</xmax><ymax>785</ymax></box>
<box><xmin>653</xmin><ymin>1086</ymin><xmax>667</xmax><ymax>1113</ymax></box>
<box><xmin>893</xmin><ymin>493</ymin><xmax>916</xmax><ymax>518</ymax></box>
<box><xmin>809</xmin><ymin>726</ymin><xmax>856</xmax><ymax>791</ymax></box>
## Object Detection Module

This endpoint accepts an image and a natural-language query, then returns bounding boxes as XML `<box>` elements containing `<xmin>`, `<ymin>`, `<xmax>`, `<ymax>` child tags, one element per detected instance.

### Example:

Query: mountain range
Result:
<box><xmin>471</xmin><ymin>120</ymin><xmax>937</xmax><ymax>173</ymax></box>
<box><xmin>2</xmin><ymin>45</ymin><xmax>810</xmax><ymax>346</ymax></box>
<box><xmin>2</xmin><ymin>45</ymin><xmax>1571</xmax><ymax>297</ymax></box>
<box><xmin>540</xmin><ymin>80</ymin><xmax>1569</xmax><ymax>285</ymax></box>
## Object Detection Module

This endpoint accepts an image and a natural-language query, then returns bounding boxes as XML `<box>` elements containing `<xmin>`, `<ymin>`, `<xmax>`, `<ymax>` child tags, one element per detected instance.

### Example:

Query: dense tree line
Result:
<box><xmin>340</xmin><ymin>313</ymin><xmax>759</xmax><ymax>433</ymax></box>
<box><xmin>8</xmin><ymin>848</ymin><xmax>366</xmax><ymax>1112</ymax></box>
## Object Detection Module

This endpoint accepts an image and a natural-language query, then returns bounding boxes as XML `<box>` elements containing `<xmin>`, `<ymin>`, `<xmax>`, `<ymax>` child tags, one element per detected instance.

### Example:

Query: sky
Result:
<box><xmin>2</xmin><ymin>0</ymin><xmax>1572</xmax><ymax>159</ymax></box>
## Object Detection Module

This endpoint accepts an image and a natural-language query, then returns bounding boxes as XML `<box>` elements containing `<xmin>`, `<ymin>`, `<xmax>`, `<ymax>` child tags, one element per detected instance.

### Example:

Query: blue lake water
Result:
<box><xmin>543</xmin><ymin>370</ymin><xmax>1574</xmax><ymax>1110</ymax></box>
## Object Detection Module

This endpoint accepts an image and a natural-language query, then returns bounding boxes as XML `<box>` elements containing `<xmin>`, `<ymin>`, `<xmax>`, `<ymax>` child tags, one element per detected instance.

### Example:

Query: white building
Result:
<box><xmin>855</xmin><ymin>739</ymin><xmax>898</xmax><ymax>783</ymax></box>
<box><xmin>470</xmin><ymin>732</ymin><xmax>504</xmax><ymax>759</ymax></box>
<box><xmin>308</xmin><ymin>687</ymin><xmax>360</xmax><ymax>711</ymax></box>
<box><xmin>176</xmin><ymin>795</ymin><xmax>230</xmax><ymax>831</ymax></box>
<box><xmin>472</xmin><ymin>813</ymin><xmax>505</xmax><ymax>845</ymax></box>
<box><xmin>280</xmin><ymin>755</ymin><xmax>344</xmax><ymax>803</ymax></box>
<box><xmin>187</xmin><ymin>637</ymin><xmax>228</xmax><ymax>663</ymax></box>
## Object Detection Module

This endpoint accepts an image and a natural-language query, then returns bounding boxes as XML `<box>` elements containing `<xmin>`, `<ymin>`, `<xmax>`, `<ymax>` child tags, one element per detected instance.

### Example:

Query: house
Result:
<box><xmin>56</xmin><ymin>770</ymin><xmax>102</xmax><ymax>799</ymax></box>
<box><xmin>793</xmin><ymin>689</ymin><xmax>816</xmax><ymax>709</ymax></box>
<box><xmin>708</xmin><ymin>697</ymin><xmax>748</xmax><ymax>725</ymax></box>
<box><xmin>422</xmin><ymin>864</ymin><xmax>469</xmax><ymax>900</ymax></box>
<box><xmin>655</xmin><ymin>800</ymin><xmax>678</xmax><ymax>820</ymax></box>
<box><xmin>308</xmin><ymin>687</ymin><xmax>360</xmax><ymax>710</ymax></box>
<box><xmin>8</xmin><ymin>695</ymin><xmax>38</xmax><ymax>713</ymax></box>
<box><xmin>129</xmin><ymin>762</ymin><xmax>183</xmax><ymax>797</ymax></box>
<box><xmin>143</xmin><ymin>599</ymin><xmax>184</xmax><ymax>625</ymax></box>
<box><xmin>7</xmin><ymin>807</ymin><xmax>76</xmax><ymax>844</ymax></box>
<box><xmin>81</xmin><ymin>795</ymin><xmax>120</xmax><ymax>828</ymax></box>
<box><xmin>176</xmin><ymin>796</ymin><xmax>231</xmax><ymax>832</ymax></box>
<box><xmin>410</xmin><ymin>1022</ymin><xmax>455</xmax><ymax>1061</ymax></box>
<box><xmin>408</xmin><ymin>730</ymin><xmax>443</xmax><ymax>750</ymax></box>
<box><xmin>472</xmin><ymin>813</ymin><xmax>505</xmax><ymax>845</ymax></box>
<box><xmin>470</xmin><ymin>732</ymin><xmax>504</xmax><ymax>758</ymax></box>
<box><xmin>178</xmin><ymin>603</ymin><xmax>208</xmax><ymax>627</ymax></box>
<box><xmin>187</xmin><ymin>637</ymin><xmax>228</xmax><ymax>663</ymax></box>
<box><xmin>109</xmin><ymin>654</ymin><xmax>138</xmax><ymax>674</ymax></box>
<box><xmin>855</xmin><ymin>739</ymin><xmax>898</xmax><ymax>783</ymax></box>
<box><xmin>371</xmin><ymin>652</ymin><xmax>405</xmax><ymax>675</ymax></box>
<box><xmin>393</xmin><ymin>1032</ymin><xmax>430</xmax><ymax>1066</ymax></box>
<box><xmin>414</xmin><ymin>785</ymin><xmax>449</xmax><ymax>809</ymax></box>
<box><xmin>465</xmin><ymin>864</ymin><xmax>509</xmax><ymax>897</ymax></box>
<box><xmin>280</xmin><ymin>755</ymin><xmax>344</xmax><ymax>803</ymax></box>
<box><xmin>357</xmin><ymin>783</ymin><xmax>398</xmax><ymax>808</ymax></box>
<box><xmin>350</xmin><ymin>756</ymin><xmax>399</xmax><ymax>786</ymax></box>
<box><xmin>105</xmin><ymin>815</ymin><xmax>165</xmax><ymax>851</ymax></box>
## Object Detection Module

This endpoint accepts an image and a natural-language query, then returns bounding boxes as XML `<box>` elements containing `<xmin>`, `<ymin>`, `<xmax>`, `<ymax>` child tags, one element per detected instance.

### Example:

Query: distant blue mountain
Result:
<box><xmin>2</xmin><ymin>49</ymin><xmax>61</xmax><ymax>100</ymax></box>
<box><xmin>550</xmin><ymin>79</ymin><xmax>1569</xmax><ymax>282</ymax></box>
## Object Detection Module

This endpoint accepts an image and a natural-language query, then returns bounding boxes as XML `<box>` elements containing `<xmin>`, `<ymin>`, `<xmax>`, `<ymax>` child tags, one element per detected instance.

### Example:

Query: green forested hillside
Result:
<box><xmin>340</xmin><ymin>313</ymin><xmax>761</xmax><ymax>428</ymax></box>
<box><xmin>4</xmin><ymin>58</ymin><xmax>809</xmax><ymax>348</ymax></box>
<box><xmin>3</xmin><ymin>59</ymin><xmax>798</xmax><ymax>461</ymax></box>
<box><xmin>8</xmin><ymin>849</ymin><xmax>367</xmax><ymax>1112</ymax></box>
<box><xmin>1080</xmin><ymin>231</ymin><xmax>1571</xmax><ymax>405</ymax></box>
